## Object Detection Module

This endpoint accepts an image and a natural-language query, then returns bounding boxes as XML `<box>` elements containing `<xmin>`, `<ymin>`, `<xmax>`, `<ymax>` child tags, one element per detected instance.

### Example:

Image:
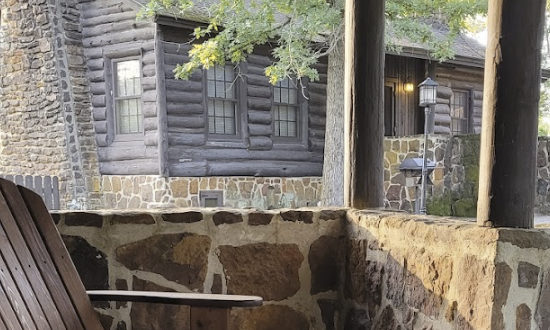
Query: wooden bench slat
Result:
<box><xmin>0</xmin><ymin>186</ymin><xmax>60</xmax><ymax>329</ymax></box>
<box><xmin>1</xmin><ymin>181</ymin><xmax>82</xmax><ymax>330</ymax></box>
<box><xmin>18</xmin><ymin>186</ymin><xmax>103</xmax><ymax>330</ymax></box>
<box><xmin>0</xmin><ymin>262</ymin><xmax>24</xmax><ymax>330</ymax></box>
<box><xmin>87</xmin><ymin>290</ymin><xmax>263</xmax><ymax>308</ymax></box>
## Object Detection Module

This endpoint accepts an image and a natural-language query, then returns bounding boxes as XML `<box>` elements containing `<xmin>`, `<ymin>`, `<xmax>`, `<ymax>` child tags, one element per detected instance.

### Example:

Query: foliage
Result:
<box><xmin>140</xmin><ymin>0</ymin><xmax>487</xmax><ymax>84</ymax></box>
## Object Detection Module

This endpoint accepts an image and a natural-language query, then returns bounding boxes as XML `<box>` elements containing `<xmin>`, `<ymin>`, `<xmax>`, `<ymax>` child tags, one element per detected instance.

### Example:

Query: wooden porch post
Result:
<box><xmin>477</xmin><ymin>0</ymin><xmax>547</xmax><ymax>227</ymax></box>
<box><xmin>343</xmin><ymin>0</ymin><xmax>385</xmax><ymax>209</ymax></box>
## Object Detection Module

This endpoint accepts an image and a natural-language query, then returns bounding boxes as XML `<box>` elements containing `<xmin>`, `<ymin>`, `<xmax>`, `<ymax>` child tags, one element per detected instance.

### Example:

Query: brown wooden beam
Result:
<box><xmin>477</xmin><ymin>0</ymin><xmax>547</xmax><ymax>228</ymax></box>
<box><xmin>343</xmin><ymin>0</ymin><xmax>385</xmax><ymax>209</ymax></box>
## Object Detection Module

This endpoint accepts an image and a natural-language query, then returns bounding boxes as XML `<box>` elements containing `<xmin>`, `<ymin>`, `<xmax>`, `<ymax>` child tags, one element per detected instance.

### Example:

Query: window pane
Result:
<box><xmin>116</xmin><ymin>97</ymin><xmax>142</xmax><ymax>134</ymax></box>
<box><xmin>288</xmin><ymin>121</ymin><xmax>296</xmax><ymax>137</ymax></box>
<box><xmin>206</xmin><ymin>65</ymin><xmax>238</xmax><ymax>135</ymax></box>
<box><xmin>216</xmin><ymin>81</ymin><xmax>225</xmax><ymax>98</ymax></box>
<box><xmin>450</xmin><ymin>91</ymin><xmax>469</xmax><ymax>135</ymax></box>
<box><xmin>289</xmin><ymin>89</ymin><xmax>297</xmax><ymax>104</ymax></box>
<box><xmin>115</xmin><ymin>60</ymin><xmax>140</xmax><ymax>97</ymax></box>
<box><xmin>207</xmin><ymin>80</ymin><xmax>216</xmax><ymax>97</ymax></box>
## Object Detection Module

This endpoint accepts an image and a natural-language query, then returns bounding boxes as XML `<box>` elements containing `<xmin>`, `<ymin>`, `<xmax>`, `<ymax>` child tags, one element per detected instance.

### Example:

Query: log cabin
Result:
<box><xmin>0</xmin><ymin>0</ymin><xmax>502</xmax><ymax>209</ymax></box>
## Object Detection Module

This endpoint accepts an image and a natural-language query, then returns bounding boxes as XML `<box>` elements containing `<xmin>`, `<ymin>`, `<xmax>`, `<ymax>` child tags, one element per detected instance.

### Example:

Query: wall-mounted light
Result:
<box><xmin>404</xmin><ymin>82</ymin><xmax>415</xmax><ymax>93</ymax></box>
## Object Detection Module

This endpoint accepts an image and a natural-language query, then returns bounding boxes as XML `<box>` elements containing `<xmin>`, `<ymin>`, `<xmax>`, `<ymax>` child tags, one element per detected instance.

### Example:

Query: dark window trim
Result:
<box><xmin>203</xmin><ymin>64</ymin><xmax>247</xmax><ymax>143</ymax></box>
<box><xmin>271</xmin><ymin>78</ymin><xmax>309</xmax><ymax>147</ymax></box>
<box><xmin>104</xmin><ymin>49</ymin><xmax>145</xmax><ymax>144</ymax></box>
<box><xmin>450</xmin><ymin>88</ymin><xmax>472</xmax><ymax>135</ymax></box>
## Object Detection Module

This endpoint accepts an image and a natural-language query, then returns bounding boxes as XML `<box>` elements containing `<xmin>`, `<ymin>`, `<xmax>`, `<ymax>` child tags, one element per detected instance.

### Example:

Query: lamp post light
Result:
<box><xmin>418</xmin><ymin>77</ymin><xmax>438</xmax><ymax>214</ymax></box>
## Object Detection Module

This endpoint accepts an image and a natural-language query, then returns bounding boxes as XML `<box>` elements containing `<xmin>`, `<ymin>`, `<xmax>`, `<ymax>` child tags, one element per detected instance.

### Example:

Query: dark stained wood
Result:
<box><xmin>477</xmin><ymin>0</ymin><xmax>547</xmax><ymax>228</ymax></box>
<box><xmin>190</xmin><ymin>307</ymin><xmax>229</xmax><ymax>330</ymax></box>
<box><xmin>87</xmin><ymin>290</ymin><xmax>262</xmax><ymax>308</ymax></box>
<box><xmin>344</xmin><ymin>0</ymin><xmax>385</xmax><ymax>208</ymax></box>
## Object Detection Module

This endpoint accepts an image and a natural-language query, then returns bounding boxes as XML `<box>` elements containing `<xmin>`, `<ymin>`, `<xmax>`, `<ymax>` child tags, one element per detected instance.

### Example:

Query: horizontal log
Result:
<box><xmin>437</xmin><ymin>86</ymin><xmax>453</xmax><ymax>99</ymax></box>
<box><xmin>86</xmin><ymin>70</ymin><xmax>105</xmax><ymax>83</ymax></box>
<box><xmin>166</xmin><ymin>92</ymin><xmax>203</xmax><ymax>104</ymax></box>
<box><xmin>434</xmin><ymin>113</ymin><xmax>451</xmax><ymax>125</ymax></box>
<box><xmin>100</xmin><ymin>159</ymin><xmax>159</xmax><ymax>175</ymax></box>
<box><xmin>309</xmin><ymin>128</ymin><xmax>325</xmax><ymax>139</ymax></box>
<box><xmin>98</xmin><ymin>144</ymin><xmax>154</xmax><ymax>162</ymax></box>
<box><xmin>84</xmin><ymin>28</ymin><xmax>154</xmax><ymax>48</ymax></box>
<box><xmin>246</xmin><ymin>65</ymin><xmax>265</xmax><ymax>76</ymax></box>
<box><xmin>473</xmin><ymin>91</ymin><xmax>484</xmax><ymax>100</ymax></box>
<box><xmin>82</xmin><ymin>11</ymin><xmax>137</xmax><ymax>28</ymax></box>
<box><xmin>90</xmin><ymin>82</ymin><xmax>107</xmax><ymax>95</ymax></box>
<box><xmin>168</xmin><ymin>161</ymin><xmax>209</xmax><ymax>177</ymax></box>
<box><xmin>168</xmin><ymin>133</ymin><xmax>206</xmax><ymax>146</ymax></box>
<box><xmin>81</xmin><ymin>1</ymin><xmax>133</xmax><ymax>19</ymax></box>
<box><xmin>247</xmin><ymin>110</ymin><xmax>271</xmax><ymax>124</ymax></box>
<box><xmin>83</xmin><ymin>20</ymin><xmax>151</xmax><ymax>39</ymax></box>
<box><xmin>167</xmin><ymin>115</ymin><xmax>205</xmax><ymax>129</ymax></box>
<box><xmin>434</xmin><ymin>125</ymin><xmax>451</xmax><ymax>134</ymax></box>
<box><xmin>165</xmin><ymin>79</ymin><xmax>203</xmax><ymax>92</ymax></box>
<box><xmin>309</xmin><ymin>138</ymin><xmax>325</xmax><ymax>151</ymax></box>
<box><xmin>167</xmin><ymin>102</ymin><xmax>204</xmax><ymax>115</ymax></box>
<box><xmin>143</xmin><ymin>117</ymin><xmax>158</xmax><ymax>131</ymax></box>
<box><xmin>247</xmin><ymin>86</ymin><xmax>271</xmax><ymax>98</ymax></box>
<box><xmin>87</xmin><ymin>58</ymin><xmax>104</xmax><ymax>71</ymax></box>
<box><xmin>248</xmin><ymin>136</ymin><xmax>273</xmax><ymax>150</ymax></box>
<box><xmin>206</xmin><ymin>160</ymin><xmax>322</xmax><ymax>177</ymax></box>
<box><xmin>96</xmin><ymin>134</ymin><xmax>108</xmax><ymax>147</ymax></box>
<box><xmin>308</xmin><ymin>82</ymin><xmax>326</xmax><ymax>94</ymax></box>
<box><xmin>92</xmin><ymin>95</ymin><xmax>106</xmax><ymax>107</ymax></box>
<box><xmin>164</xmin><ymin>53</ymin><xmax>189</xmax><ymax>66</ymax></box>
<box><xmin>248</xmin><ymin>124</ymin><xmax>272</xmax><ymax>136</ymax></box>
<box><xmin>246</xmin><ymin>74</ymin><xmax>271</xmax><ymax>87</ymax></box>
<box><xmin>94</xmin><ymin>121</ymin><xmax>108</xmax><ymax>134</ymax></box>
<box><xmin>141</xmin><ymin>76</ymin><xmax>156</xmax><ymax>91</ymax></box>
<box><xmin>93</xmin><ymin>107</ymin><xmax>107</xmax><ymax>121</ymax></box>
<box><xmin>308</xmin><ymin>104</ymin><xmax>325</xmax><ymax>115</ymax></box>
<box><xmin>309</xmin><ymin>114</ymin><xmax>325</xmax><ymax>128</ymax></box>
<box><xmin>142</xmin><ymin>103</ymin><xmax>157</xmax><ymax>117</ymax></box>
<box><xmin>142</xmin><ymin>90</ymin><xmax>157</xmax><ymax>103</ymax></box>
<box><xmin>144</xmin><ymin>132</ymin><xmax>158</xmax><ymax>146</ymax></box>
<box><xmin>164</xmin><ymin>66</ymin><xmax>203</xmax><ymax>81</ymax></box>
<box><xmin>247</xmin><ymin>97</ymin><xmax>272</xmax><ymax>111</ymax></box>
<box><xmin>142</xmin><ymin>64</ymin><xmax>156</xmax><ymax>77</ymax></box>
<box><xmin>435</xmin><ymin>104</ymin><xmax>450</xmax><ymax>114</ymax></box>
<box><xmin>247</xmin><ymin>54</ymin><xmax>272</xmax><ymax>66</ymax></box>
<box><xmin>167</xmin><ymin>146</ymin><xmax>323</xmax><ymax>163</ymax></box>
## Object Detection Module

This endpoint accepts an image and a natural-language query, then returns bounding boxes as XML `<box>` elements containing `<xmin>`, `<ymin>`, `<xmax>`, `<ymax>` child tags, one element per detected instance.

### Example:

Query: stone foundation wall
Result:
<box><xmin>55</xmin><ymin>208</ymin><xmax>550</xmax><ymax>329</ymax></box>
<box><xmin>99</xmin><ymin>176</ymin><xmax>322</xmax><ymax>210</ymax></box>
<box><xmin>53</xmin><ymin>208</ymin><xmax>346</xmax><ymax>330</ymax></box>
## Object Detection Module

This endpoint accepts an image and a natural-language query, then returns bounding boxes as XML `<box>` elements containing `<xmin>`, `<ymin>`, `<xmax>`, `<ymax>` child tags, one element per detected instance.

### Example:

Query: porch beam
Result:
<box><xmin>343</xmin><ymin>0</ymin><xmax>385</xmax><ymax>208</ymax></box>
<box><xmin>477</xmin><ymin>0</ymin><xmax>547</xmax><ymax>227</ymax></box>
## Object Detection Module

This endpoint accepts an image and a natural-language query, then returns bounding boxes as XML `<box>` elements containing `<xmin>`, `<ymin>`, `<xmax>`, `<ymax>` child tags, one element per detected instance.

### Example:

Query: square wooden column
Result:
<box><xmin>344</xmin><ymin>0</ymin><xmax>385</xmax><ymax>209</ymax></box>
<box><xmin>477</xmin><ymin>0</ymin><xmax>547</xmax><ymax>227</ymax></box>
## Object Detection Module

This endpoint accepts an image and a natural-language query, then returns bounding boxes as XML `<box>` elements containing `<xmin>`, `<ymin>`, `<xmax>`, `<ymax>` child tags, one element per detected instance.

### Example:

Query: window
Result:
<box><xmin>273</xmin><ymin>77</ymin><xmax>299</xmax><ymax>137</ymax></box>
<box><xmin>113</xmin><ymin>59</ymin><xmax>142</xmax><ymax>135</ymax></box>
<box><xmin>199</xmin><ymin>190</ymin><xmax>224</xmax><ymax>207</ymax></box>
<box><xmin>206</xmin><ymin>65</ymin><xmax>237</xmax><ymax>135</ymax></box>
<box><xmin>450</xmin><ymin>90</ymin><xmax>470</xmax><ymax>135</ymax></box>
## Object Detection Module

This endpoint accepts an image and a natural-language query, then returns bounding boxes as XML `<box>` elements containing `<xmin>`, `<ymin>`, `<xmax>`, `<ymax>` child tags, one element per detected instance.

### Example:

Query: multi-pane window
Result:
<box><xmin>450</xmin><ymin>90</ymin><xmax>469</xmax><ymax>135</ymax></box>
<box><xmin>207</xmin><ymin>65</ymin><xmax>237</xmax><ymax>135</ymax></box>
<box><xmin>273</xmin><ymin>77</ymin><xmax>299</xmax><ymax>137</ymax></box>
<box><xmin>114</xmin><ymin>60</ymin><xmax>142</xmax><ymax>134</ymax></box>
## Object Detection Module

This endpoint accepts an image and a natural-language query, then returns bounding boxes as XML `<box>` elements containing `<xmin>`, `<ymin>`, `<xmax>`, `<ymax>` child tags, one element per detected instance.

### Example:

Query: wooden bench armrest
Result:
<box><xmin>87</xmin><ymin>290</ymin><xmax>263</xmax><ymax>308</ymax></box>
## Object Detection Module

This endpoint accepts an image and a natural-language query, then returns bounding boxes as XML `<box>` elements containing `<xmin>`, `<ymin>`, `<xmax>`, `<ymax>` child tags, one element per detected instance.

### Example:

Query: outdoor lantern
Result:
<box><xmin>418</xmin><ymin>77</ymin><xmax>438</xmax><ymax>107</ymax></box>
<box><xmin>404</xmin><ymin>82</ymin><xmax>415</xmax><ymax>93</ymax></box>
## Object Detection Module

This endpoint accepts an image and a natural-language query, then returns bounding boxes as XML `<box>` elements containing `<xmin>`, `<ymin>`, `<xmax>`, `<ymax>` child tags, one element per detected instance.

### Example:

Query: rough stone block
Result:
<box><xmin>309</xmin><ymin>236</ymin><xmax>343</xmax><ymax>294</ymax></box>
<box><xmin>213</xmin><ymin>211</ymin><xmax>243</xmax><ymax>225</ymax></box>
<box><xmin>280</xmin><ymin>210</ymin><xmax>313</xmax><ymax>223</ymax></box>
<box><xmin>218</xmin><ymin>243</ymin><xmax>303</xmax><ymax>301</ymax></box>
<box><xmin>319</xmin><ymin>209</ymin><xmax>347</xmax><ymax>221</ymax></box>
<box><xmin>516</xmin><ymin>304</ymin><xmax>531</xmax><ymax>330</ymax></box>
<box><xmin>64</xmin><ymin>212</ymin><xmax>103</xmax><ymax>227</ymax></box>
<box><xmin>110</xmin><ymin>214</ymin><xmax>155</xmax><ymax>225</ymax></box>
<box><xmin>116</xmin><ymin>233</ymin><xmax>211</xmax><ymax>290</ymax></box>
<box><xmin>318</xmin><ymin>299</ymin><xmax>336</xmax><ymax>330</ymax></box>
<box><xmin>62</xmin><ymin>235</ymin><xmax>108</xmax><ymax>290</ymax></box>
<box><xmin>163</xmin><ymin>211</ymin><xmax>203</xmax><ymax>223</ymax></box>
<box><xmin>248</xmin><ymin>212</ymin><xmax>274</xmax><ymax>226</ymax></box>
<box><xmin>518</xmin><ymin>261</ymin><xmax>540</xmax><ymax>288</ymax></box>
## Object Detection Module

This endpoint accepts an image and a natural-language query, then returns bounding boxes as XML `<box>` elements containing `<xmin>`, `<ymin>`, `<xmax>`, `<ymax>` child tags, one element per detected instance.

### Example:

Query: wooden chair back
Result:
<box><xmin>0</xmin><ymin>178</ymin><xmax>102</xmax><ymax>330</ymax></box>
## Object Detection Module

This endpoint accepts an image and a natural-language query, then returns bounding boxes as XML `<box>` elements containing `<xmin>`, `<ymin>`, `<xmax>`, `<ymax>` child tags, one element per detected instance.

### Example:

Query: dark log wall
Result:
<box><xmin>161</xmin><ymin>25</ymin><xmax>327</xmax><ymax>177</ymax></box>
<box><xmin>81</xmin><ymin>0</ymin><xmax>158</xmax><ymax>175</ymax></box>
<box><xmin>384</xmin><ymin>55</ymin><xmax>424</xmax><ymax>136</ymax></box>
<box><xmin>434</xmin><ymin>63</ymin><xmax>484</xmax><ymax>134</ymax></box>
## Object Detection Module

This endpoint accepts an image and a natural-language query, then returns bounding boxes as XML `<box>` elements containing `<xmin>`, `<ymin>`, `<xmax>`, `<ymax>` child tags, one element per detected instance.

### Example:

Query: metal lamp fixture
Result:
<box><xmin>418</xmin><ymin>77</ymin><xmax>438</xmax><ymax>214</ymax></box>
<box><xmin>418</xmin><ymin>77</ymin><xmax>438</xmax><ymax>107</ymax></box>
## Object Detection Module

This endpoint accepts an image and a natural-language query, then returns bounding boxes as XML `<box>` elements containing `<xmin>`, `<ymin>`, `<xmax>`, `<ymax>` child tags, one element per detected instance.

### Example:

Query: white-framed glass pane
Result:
<box><xmin>115</xmin><ymin>60</ymin><xmax>141</xmax><ymax>97</ymax></box>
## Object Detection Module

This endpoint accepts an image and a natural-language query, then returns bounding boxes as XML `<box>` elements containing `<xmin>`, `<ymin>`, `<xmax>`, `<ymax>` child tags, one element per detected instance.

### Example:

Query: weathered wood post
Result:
<box><xmin>343</xmin><ymin>0</ymin><xmax>385</xmax><ymax>209</ymax></box>
<box><xmin>477</xmin><ymin>0</ymin><xmax>547</xmax><ymax>227</ymax></box>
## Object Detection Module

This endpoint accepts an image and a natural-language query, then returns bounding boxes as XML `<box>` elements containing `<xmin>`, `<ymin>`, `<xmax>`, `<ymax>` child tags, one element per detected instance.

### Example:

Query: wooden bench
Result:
<box><xmin>0</xmin><ymin>178</ymin><xmax>262</xmax><ymax>329</ymax></box>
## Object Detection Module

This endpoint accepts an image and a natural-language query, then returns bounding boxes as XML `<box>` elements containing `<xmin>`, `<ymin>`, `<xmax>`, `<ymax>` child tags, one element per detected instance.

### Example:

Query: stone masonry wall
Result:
<box><xmin>0</xmin><ymin>0</ymin><xmax>101</xmax><ymax>208</ymax></box>
<box><xmin>53</xmin><ymin>208</ymin><xmax>347</xmax><ymax>330</ymax></box>
<box><xmin>55</xmin><ymin>208</ymin><xmax>550</xmax><ymax>329</ymax></box>
<box><xmin>99</xmin><ymin>176</ymin><xmax>322</xmax><ymax>209</ymax></box>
